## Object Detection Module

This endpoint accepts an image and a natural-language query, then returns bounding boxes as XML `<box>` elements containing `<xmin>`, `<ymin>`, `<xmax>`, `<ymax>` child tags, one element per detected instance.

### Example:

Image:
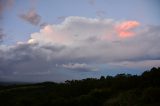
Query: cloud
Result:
<box><xmin>25</xmin><ymin>17</ymin><xmax>160</xmax><ymax>64</ymax></box>
<box><xmin>116</xmin><ymin>21</ymin><xmax>140</xmax><ymax>38</ymax></box>
<box><xmin>19</xmin><ymin>9</ymin><xmax>41</xmax><ymax>26</ymax></box>
<box><xmin>30</xmin><ymin>16</ymin><xmax>115</xmax><ymax>45</ymax></box>
<box><xmin>60</xmin><ymin>63</ymin><xmax>98</xmax><ymax>72</ymax></box>
<box><xmin>0</xmin><ymin>16</ymin><xmax>160</xmax><ymax>82</ymax></box>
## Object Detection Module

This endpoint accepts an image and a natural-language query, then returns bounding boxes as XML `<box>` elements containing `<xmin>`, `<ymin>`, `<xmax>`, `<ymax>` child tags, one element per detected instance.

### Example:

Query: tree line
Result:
<box><xmin>0</xmin><ymin>67</ymin><xmax>160</xmax><ymax>106</ymax></box>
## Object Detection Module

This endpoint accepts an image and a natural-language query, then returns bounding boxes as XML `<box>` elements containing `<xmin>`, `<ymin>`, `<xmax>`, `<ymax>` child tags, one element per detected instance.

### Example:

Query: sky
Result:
<box><xmin>0</xmin><ymin>0</ymin><xmax>160</xmax><ymax>82</ymax></box>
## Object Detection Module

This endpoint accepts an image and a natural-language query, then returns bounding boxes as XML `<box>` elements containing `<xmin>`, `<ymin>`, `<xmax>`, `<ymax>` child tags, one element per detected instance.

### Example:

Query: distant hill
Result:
<box><xmin>0</xmin><ymin>67</ymin><xmax>160</xmax><ymax>106</ymax></box>
<box><xmin>0</xmin><ymin>81</ymin><xmax>33</xmax><ymax>86</ymax></box>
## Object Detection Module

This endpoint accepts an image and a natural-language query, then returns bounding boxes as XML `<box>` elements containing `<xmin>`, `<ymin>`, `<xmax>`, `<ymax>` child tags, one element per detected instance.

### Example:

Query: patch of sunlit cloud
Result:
<box><xmin>116</xmin><ymin>21</ymin><xmax>140</xmax><ymax>38</ymax></box>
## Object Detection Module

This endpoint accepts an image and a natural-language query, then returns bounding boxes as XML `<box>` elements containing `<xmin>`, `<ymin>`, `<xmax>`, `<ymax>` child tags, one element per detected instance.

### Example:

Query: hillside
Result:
<box><xmin>0</xmin><ymin>67</ymin><xmax>160</xmax><ymax>106</ymax></box>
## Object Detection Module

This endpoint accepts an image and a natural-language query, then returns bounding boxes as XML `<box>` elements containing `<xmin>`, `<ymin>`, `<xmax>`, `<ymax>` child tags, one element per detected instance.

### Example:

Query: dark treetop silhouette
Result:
<box><xmin>0</xmin><ymin>67</ymin><xmax>160</xmax><ymax>106</ymax></box>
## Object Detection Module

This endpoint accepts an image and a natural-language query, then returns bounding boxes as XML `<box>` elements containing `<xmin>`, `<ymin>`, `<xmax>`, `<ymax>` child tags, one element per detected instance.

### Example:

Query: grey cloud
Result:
<box><xmin>0</xmin><ymin>44</ymin><xmax>55</xmax><ymax>76</ymax></box>
<box><xmin>19</xmin><ymin>9</ymin><xmax>41</xmax><ymax>26</ymax></box>
<box><xmin>0</xmin><ymin>43</ymin><xmax>94</xmax><ymax>82</ymax></box>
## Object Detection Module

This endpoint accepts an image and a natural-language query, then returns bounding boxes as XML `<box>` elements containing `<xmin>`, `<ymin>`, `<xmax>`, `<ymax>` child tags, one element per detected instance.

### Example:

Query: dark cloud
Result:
<box><xmin>19</xmin><ymin>9</ymin><xmax>41</xmax><ymax>26</ymax></box>
<box><xmin>0</xmin><ymin>43</ymin><xmax>91</xmax><ymax>82</ymax></box>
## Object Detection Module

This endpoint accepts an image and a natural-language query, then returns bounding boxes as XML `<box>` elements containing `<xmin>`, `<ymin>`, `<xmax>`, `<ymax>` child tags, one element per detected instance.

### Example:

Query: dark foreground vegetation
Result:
<box><xmin>0</xmin><ymin>67</ymin><xmax>160</xmax><ymax>106</ymax></box>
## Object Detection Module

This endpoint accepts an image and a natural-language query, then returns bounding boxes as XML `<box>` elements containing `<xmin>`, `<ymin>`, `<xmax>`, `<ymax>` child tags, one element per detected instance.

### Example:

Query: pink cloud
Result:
<box><xmin>42</xmin><ymin>25</ymin><xmax>69</xmax><ymax>44</ymax></box>
<box><xmin>116</xmin><ymin>21</ymin><xmax>140</xmax><ymax>38</ymax></box>
<box><xmin>30</xmin><ymin>25</ymin><xmax>71</xmax><ymax>45</ymax></box>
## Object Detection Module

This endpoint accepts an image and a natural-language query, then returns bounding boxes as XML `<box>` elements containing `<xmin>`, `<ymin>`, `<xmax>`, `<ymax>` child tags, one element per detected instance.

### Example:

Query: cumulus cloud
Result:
<box><xmin>30</xmin><ymin>16</ymin><xmax>115</xmax><ymax>45</ymax></box>
<box><xmin>0</xmin><ymin>16</ymin><xmax>160</xmax><ymax>82</ymax></box>
<box><xmin>19</xmin><ymin>9</ymin><xmax>41</xmax><ymax>26</ymax></box>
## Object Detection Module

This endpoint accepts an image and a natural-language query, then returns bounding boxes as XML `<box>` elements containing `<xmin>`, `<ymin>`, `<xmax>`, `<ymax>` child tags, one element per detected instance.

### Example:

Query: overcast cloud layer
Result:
<box><xmin>0</xmin><ymin>16</ymin><xmax>160</xmax><ymax>82</ymax></box>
